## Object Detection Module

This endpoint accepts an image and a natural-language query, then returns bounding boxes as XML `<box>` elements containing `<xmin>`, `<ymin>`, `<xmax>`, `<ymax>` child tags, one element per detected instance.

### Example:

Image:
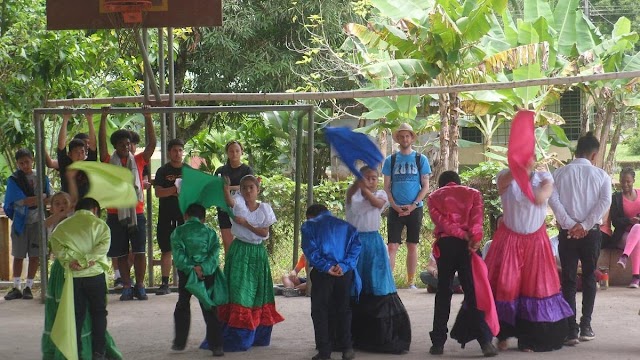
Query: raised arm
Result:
<box><xmin>98</xmin><ymin>107</ymin><xmax>109</xmax><ymax>162</ymax></box>
<box><xmin>534</xmin><ymin>176</ymin><xmax>553</xmax><ymax>205</ymax></box>
<box><xmin>360</xmin><ymin>184</ymin><xmax>387</xmax><ymax>209</ymax></box>
<box><xmin>86</xmin><ymin>110</ymin><xmax>97</xmax><ymax>152</ymax></box>
<box><xmin>45</xmin><ymin>151</ymin><xmax>59</xmax><ymax>170</ymax></box>
<box><xmin>141</xmin><ymin>108</ymin><xmax>157</xmax><ymax>163</ymax></box>
<box><xmin>58</xmin><ymin>112</ymin><xmax>71</xmax><ymax>151</ymax></box>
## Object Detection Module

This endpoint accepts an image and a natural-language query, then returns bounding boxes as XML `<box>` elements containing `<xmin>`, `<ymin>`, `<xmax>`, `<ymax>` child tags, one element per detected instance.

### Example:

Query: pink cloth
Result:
<box><xmin>622</xmin><ymin>193</ymin><xmax>640</xmax><ymax>222</ymax></box>
<box><xmin>471</xmin><ymin>252</ymin><xmax>500</xmax><ymax>336</ymax></box>
<box><xmin>427</xmin><ymin>182</ymin><xmax>484</xmax><ymax>246</ymax></box>
<box><xmin>507</xmin><ymin>110</ymin><xmax>536</xmax><ymax>203</ymax></box>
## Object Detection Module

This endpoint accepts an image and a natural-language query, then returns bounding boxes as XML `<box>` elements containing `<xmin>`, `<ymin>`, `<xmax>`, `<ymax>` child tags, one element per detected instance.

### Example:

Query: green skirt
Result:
<box><xmin>218</xmin><ymin>239</ymin><xmax>284</xmax><ymax>329</ymax></box>
<box><xmin>41</xmin><ymin>260</ymin><xmax>122</xmax><ymax>360</ymax></box>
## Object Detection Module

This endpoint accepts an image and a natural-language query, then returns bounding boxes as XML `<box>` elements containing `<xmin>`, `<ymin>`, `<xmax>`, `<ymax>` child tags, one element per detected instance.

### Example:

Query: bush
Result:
<box><xmin>624</xmin><ymin>132</ymin><xmax>640</xmax><ymax>156</ymax></box>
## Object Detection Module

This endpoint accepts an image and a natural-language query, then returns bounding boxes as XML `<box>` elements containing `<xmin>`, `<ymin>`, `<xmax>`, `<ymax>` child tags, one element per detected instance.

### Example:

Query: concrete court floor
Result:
<box><xmin>1</xmin><ymin>287</ymin><xmax>639</xmax><ymax>360</ymax></box>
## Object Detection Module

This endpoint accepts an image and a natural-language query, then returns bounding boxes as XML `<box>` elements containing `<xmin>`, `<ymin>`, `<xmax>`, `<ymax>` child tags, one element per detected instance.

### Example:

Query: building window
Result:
<box><xmin>460</xmin><ymin>126</ymin><xmax>483</xmax><ymax>143</ymax></box>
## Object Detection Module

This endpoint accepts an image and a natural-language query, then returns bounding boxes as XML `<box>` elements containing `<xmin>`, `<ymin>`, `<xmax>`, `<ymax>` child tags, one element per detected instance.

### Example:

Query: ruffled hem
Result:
<box><xmin>498</xmin><ymin>318</ymin><xmax>569</xmax><ymax>352</ymax></box>
<box><xmin>218</xmin><ymin>303</ymin><xmax>284</xmax><ymax>330</ymax></box>
<box><xmin>201</xmin><ymin>324</ymin><xmax>274</xmax><ymax>352</ymax></box>
<box><xmin>351</xmin><ymin>293</ymin><xmax>411</xmax><ymax>353</ymax></box>
<box><xmin>496</xmin><ymin>293</ymin><xmax>573</xmax><ymax>326</ymax></box>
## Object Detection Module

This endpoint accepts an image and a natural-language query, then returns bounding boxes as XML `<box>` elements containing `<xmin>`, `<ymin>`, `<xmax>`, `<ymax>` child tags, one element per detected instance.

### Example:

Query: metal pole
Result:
<box><xmin>142</xmin><ymin>28</ymin><xmax>150</xmax><ymax>104</ymax></box>
<box><xmin>168</xmin><ymin>27</ymin><xmax>176</xmax><ymax>138</ymax></box>
<box><xmin>34</xmin><ymin>105</ymin><xmax>315</xmax><ymax>116</ymax></box>
<box><xmin>158</xmin><ymin>27</ymin><xmax>167</xmax><ymax>165</ymax></box>
<box><xmin>34</xmin><ymin>113</ymin><xmax>48</xmax><ymax>303</ymax></box>
<box><xmin>306</xmin><ymin>107</ymin><xmax>315</xmax><ymax>206</ymax></box>
<box><xmin>292</xmin><ymin>115</ymin><xmax>304</xmax><ymax>270</ymax></box>
<box><xmin>135</xmin><ymin>29</ymin><xmax>162</xmax><ymax>102</ymax></box>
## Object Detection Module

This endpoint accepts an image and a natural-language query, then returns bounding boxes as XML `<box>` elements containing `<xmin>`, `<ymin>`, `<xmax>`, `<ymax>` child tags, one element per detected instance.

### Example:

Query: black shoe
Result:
<box><xmin>579</xmin><ymin>325</ymin><xmax>595</xmax><ymax>341</ymax></box>
<box><xmin>563</xmin><ymin>335</ymin><xmax>579</xmax><ymax>346</ymax></box>
<box><xmin>481</xmin><ymin>342</ymin><xmax>498</xmax><ymax>357</ymax></box>
<box><xmin>113</xmin><ymin>278</ymin><xmax>124</xmax><ymax>289</ymax></box>
<box><xmin>156</xmin><ymin>284</ymin><xmax>171</xmax><ymax>295</ymax></box>
<box><xmin>119</xmin><ymin>287</ymin><xmax>134</xmax><ymax>301</ymax></box>
<box><xmin>4</xmin><ymin>287</ymin><xmax>22</xmax><ymax>300</ymax></box>
<box><xmin>171</xmin><ymin>343</ymin><xmax>185</xmax><ymax>351</ymax></box>
<box><xmin>429</xmin><ymin>345</ymin><xmax>444</xmax><ymax>355</ymax></box>
<box><xmin>311</xmin><ymin>353</ymin><xmax>331</xmax><ymax>360</ymax></box>
<box><xmin>22</xmin><ymin>287</ymin><xmax>33</xmax><ymax>300</ymax></box>
<box><xmin>342</xmin><ymin>349</ymin><xmax>355</xmax><ymax>360</ymax></box>
<box><xmin>133</xmin><ymin>286</ymin><xmax>148</xmax><ymax>300</ymax></box>
<box><xmin>212</xmin><ymin>346</ymin><xmax>224</xmax><ymax>357</ymax></box>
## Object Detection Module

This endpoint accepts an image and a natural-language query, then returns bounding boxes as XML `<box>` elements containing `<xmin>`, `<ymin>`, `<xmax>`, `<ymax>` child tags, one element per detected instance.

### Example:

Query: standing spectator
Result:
<box><xmin>49</xmin><ymin>197</ymin><xmax>116</xmax><ymax>359</ymax></box>
<box><xmin>302</xmin><ymin>204</ymin><xmax>361</xmax><ymax>360</ymax></box>
<box><xmin>99</xmin><ymin>107</ymin><xmax>156</xmax><ymax>301</ymax></box>
<box><xmin>154</xmin><ymin>138</ymin><xmax>185</xmax><ymax>295</ymax></box>
<box><xmin>381</xmin><ymin>123</ymin><xmax>431</xmax><ymax>289</ymax></box>
<box><xmin>549</xmin><ymin>132</ymin><xmax>612</xmax><ymax>345</ymax></box>
<box><xmin>346</xmin><ymin>166</ymin><xmax>411</xmax><ymax>354</ymax></box>
<box><xmin>56</xmin><ymin>110</ymin><xmax>98</xmax><ymax>198</ymax></box>
<box><xmin>610</xmin><ymin>168</ymin><xmax>640</xmax><ymax>288</ymax></box>
<box><xmin>3</xmin><ymin>148</ymin><xmax>51</xmax><ymax>300</ymax></box>
<box><xmin>214</xmin><ymin>140</ymin><xmax>253</xmax><ymax>253</ymax></box>
<box><xmin>171</xmin><ymin>203</ymin><xmax>225</xmax><ymax>357</ymax></box>
<box><xmin>217</xmin><ymin>175</ymin><xmax>283</xmax><ymax>351</ymax></box>
<box><xmin>427</xmin><ymin>171</ymin><xmax>497</xmax><ymax>357</ymax></box>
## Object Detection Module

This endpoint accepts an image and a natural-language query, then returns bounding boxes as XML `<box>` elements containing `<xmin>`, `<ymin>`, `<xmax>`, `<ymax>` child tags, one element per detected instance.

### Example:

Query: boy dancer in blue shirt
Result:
<box><xmin>302</xmin><ymin>204</ymin><xmax>361</xmax><ymax>360</ymax></box>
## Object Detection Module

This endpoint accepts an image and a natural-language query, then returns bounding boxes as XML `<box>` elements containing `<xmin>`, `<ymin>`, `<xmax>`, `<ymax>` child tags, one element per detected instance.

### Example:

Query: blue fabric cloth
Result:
<box><xmin>301</xmin><ymin>210</ymin><xmax>362</xmax><ymax>297</ymax></box>
<box><xmin>381</xmin><ymin>151</ymin><xmax>431</xmax><ymax>206</ymax></box>
<box><xmin>357</xmin><ymin>231</ymin><xmax>396</xmax><ymax>296</ymax></box>
<box><xmin>324</xmin><ymin>127</ymin><xmax>383</xmax><ymax>178</ymax></box>
<box><xmin>201</xmin><ymin>325</ymin><xmax>273</xmax><ymax>352</ymax></box>
<box><xmin>3</xmin><ymin>172</ymin><xmax>50</xmax><ymax>235</ymax></box>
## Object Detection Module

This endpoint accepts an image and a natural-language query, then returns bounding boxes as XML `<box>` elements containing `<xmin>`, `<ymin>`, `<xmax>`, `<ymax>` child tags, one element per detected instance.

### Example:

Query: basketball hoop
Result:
<box><xmin>104</xmin><ymin>0</ymin><xmax>152</xmax><ymax>24</ymax></box>
<box><xmin>104</xmin><ymin>1</ymin><xmax>152</xmax><ymax>57</ymax></box>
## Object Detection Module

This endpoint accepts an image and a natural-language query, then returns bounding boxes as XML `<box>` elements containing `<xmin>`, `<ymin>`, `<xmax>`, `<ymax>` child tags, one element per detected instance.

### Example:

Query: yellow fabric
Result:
<box><xmin>50</xmin><ymin>267</ymin><xmax>78</xmax><ymax>360</ymax></box>
<box><xmin>68</xmin><ymin>161</ymin><xmax>138</xmax><ymax>209</ymax></box>
<box><xmin>50</xmin><ymin>210</ymin><xmax>111</xmax><ymax>278</ymax></box>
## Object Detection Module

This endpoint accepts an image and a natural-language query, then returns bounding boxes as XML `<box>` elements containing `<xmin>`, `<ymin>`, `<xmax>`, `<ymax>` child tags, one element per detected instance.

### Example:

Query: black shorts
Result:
<box><xmin>107</xmin><ymin>213</ymin><xmax>147</xmax><ymax>258</ymax></box>
<box><xmin>217</xmin><ymin>210</ymin><xmax>232</xmax><ymax>230</ymax></box>
<box><xmin>387</xmin><ymin>206</ymin><xmax>424</xmax><ymax>244</ymax></box>
<box><xmin>157</xmin><ymin>218</ymin><xmax>184</xmax><ymax>253</ymax></box>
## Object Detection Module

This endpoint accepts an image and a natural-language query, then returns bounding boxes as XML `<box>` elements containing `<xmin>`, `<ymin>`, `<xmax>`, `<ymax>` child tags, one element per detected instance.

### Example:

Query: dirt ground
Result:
<box><xmin>0</xmin><ymin>287</ymin><xmax>639</xmax><ymax>360</ymax></box>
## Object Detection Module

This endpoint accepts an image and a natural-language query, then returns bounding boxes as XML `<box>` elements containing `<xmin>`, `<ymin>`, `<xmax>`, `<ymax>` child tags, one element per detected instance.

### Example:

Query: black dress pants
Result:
<box><xmin>310</xmin><ymin>268</ymin><xmax>353</xmax><ymax>357</ymax></box>
<box><xmin>173</xmin><ymin>270</ymin><xmax>223</xmax><ymax>349</ymax></box>
<box><xmin>73</xmin><ymin>273</ymin><xmax>108</xmax><ymax>356</ymax></box>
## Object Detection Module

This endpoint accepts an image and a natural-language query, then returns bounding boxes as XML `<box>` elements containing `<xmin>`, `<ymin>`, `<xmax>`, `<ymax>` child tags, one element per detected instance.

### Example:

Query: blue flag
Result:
<box><xmin>324</xmin><ymin>127</ymin><xmax>383</xmax><ymax>178</ymax></box>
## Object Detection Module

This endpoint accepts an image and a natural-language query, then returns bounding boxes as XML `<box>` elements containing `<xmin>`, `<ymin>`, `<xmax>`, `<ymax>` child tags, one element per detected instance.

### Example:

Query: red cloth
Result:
<box><xmin>471</xmin><ymin>252</ymin><xmax>499</xmax><ymax>336</ymax></box>
<box><xmin>427</xmin><ymin>183</ymin><xmax>484</xmax><ymax>259</ymax></box>
<box><xmin>485</xmin><ymin>224</ymin><xmax>561</xmax><ymax>302</ymax></box>
<box><xmin>218</xmin><ymin>303</ymin><xmax>285</xmax><ymax>330</ymax></box>
<box><xmin>507</xmin><ymin>110</ymin><xmax>536</xmax><ymax>203</ymax></box>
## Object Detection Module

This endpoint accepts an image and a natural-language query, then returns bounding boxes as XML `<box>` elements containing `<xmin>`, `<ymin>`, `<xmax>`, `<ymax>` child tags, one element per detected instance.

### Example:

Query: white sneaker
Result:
<box><xmin>408</xmin><ymin>284</ymin><xmax>418</xmax><ymax>290</ymax></box>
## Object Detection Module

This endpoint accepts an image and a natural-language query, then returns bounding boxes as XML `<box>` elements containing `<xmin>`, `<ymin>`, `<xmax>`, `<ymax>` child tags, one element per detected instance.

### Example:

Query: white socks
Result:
<box><xmin>13</xmin><ymin>277</ymin><xmax>21</xmax><ymax>289</ymax></box>
<box><xmin>114</xmin><ymin>269</ymin><xmax>121</xmax><ymax>280</ymax></box>
<box><xmin>25</xmin><ymin>279</ymin><xmax>34</xmax><ymax>289</ymax></box>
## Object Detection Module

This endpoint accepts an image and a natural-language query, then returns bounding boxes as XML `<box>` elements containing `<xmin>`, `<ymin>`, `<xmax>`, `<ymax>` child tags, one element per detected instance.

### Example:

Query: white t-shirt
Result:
<box><xmin>499</xmin><ymin>170</ymin><xmax>553</xmax><ymax>234</ymax></box>
<box><xmin>230</xmin><ymin>194</ymin><xmax>277</xmax><ymax>245</ymax></box>
<box><xmin>345</xmin><ymin>189</ymin><xmax>388</xmax><ymax>232</ymax></box>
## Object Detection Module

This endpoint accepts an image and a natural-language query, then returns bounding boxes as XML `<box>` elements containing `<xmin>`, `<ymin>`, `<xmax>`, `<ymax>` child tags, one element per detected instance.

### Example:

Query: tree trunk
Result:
<box><xmin>448</xmin><ymin>92</ymin><xmax>460</xmax><ymax>172</ymax></box>
<box><xmin>595</xmin><ymin>101</ymin><xmax>615</xmax><ymax>168</ymax></box>
<box><xmin>605</xmin><ymin>112</ymin><xmax>623</xmax><ymax>175</ymax></box>
<box><xmin>435</xmin><ymin>94</ymin><xmax>450</xmax><ymax>183</ymax></box>
<box><xmin>580</xmin><ymin>95</ymin><xmax>590</xmax><ymax>136</ymax></box>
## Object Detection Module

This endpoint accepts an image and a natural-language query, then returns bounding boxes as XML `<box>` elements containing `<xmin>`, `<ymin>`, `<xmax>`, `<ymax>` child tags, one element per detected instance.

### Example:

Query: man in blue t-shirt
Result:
<box><xmin>382</xmin><ymin>123</ymin><xmax>431</xmax><ymax>289</ymax></box>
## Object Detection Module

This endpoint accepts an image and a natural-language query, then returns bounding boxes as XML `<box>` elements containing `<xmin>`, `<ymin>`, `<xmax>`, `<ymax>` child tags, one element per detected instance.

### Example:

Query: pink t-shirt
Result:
<box><xmin>623</xmin><ymin>190</ymin><xmax>640</xmax><ymax>231</ymax></box>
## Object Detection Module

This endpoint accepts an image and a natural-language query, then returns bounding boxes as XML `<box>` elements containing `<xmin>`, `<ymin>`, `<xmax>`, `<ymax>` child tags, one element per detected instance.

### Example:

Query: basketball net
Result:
<box><xmin>104</xmin><ymin>1</ymin><xmax>152</xmax><ymax>57</ymax></box>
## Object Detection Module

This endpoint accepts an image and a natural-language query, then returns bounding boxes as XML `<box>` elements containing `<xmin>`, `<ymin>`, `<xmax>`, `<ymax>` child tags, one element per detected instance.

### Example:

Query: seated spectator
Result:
<box><xmin>420</xmin><ymin>253</ymin><xmax>462</xmax><ymax>294</ymax></box>
<box><xmin>281</xmin><ymin>254</ymin><xmax>307</xmax><ymax>295</ymax></box>
<box><xmin>610</xmin><ymin>168</ymin><xmax>640</xmax><ymax>288</ymax></box>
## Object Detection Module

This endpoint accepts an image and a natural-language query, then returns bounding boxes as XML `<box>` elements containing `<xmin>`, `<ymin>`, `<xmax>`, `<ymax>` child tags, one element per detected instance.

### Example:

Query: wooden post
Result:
<box><xmin>0</xmin><ymin>215</ymin><xmax>11</xmax><ymax>280</ymax></box>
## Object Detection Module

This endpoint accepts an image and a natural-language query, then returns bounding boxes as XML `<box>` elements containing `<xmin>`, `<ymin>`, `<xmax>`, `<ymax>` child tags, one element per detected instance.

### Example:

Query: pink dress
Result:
<box><xmin>484</xmin><ymin>170</ymin><xmax>573</xmax><ymax>352</ymax></box>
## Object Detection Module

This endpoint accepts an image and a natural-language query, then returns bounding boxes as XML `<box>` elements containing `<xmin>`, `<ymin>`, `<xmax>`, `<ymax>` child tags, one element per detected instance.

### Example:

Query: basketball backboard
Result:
<box><xmin>46</xmin><ymin>0</ymin><xmax>222</xmax><ymax>30</ymax></box>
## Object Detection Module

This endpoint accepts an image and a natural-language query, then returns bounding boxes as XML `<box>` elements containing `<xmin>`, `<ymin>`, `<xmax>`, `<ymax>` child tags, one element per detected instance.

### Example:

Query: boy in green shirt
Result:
<box><xmin>171</xmin><ymin>203</ymin><xmax>226</xmax><ymax>356</ymax></box>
